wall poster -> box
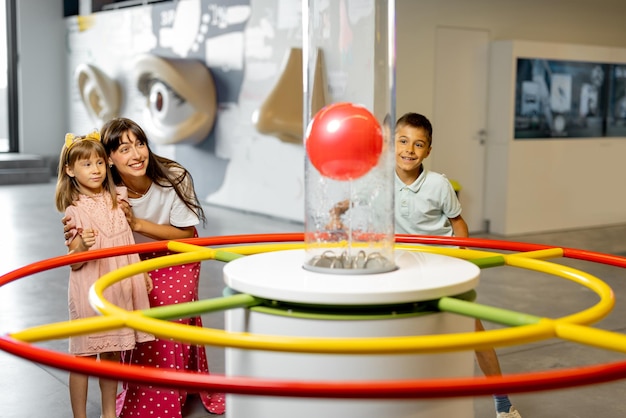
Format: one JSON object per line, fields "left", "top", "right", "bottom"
{"left": 514, "top": 58, "right": 612, "bottom": 139}
{"left": 607, "top": 64, "right": 626, "bottom": 137}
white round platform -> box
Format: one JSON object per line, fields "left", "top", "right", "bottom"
{"left": 223, "top": 249, "right": 480, "bottom": 305}
{"left": 224, "top": 249, "right": 479, "bottom": 418}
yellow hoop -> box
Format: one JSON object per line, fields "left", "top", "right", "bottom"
{"left": 10, "top": 241, "right": 618, "bottom": 355}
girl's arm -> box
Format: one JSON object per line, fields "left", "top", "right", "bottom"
{"left": 67, "top": 228, "right": 97, "bottom": 270}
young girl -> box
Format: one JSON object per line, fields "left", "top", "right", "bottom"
{"left": 63, "top": 118, "right": 225, "bottom": 417}
{"left": 55, "top": 131, "right": 154, "bottom": 418}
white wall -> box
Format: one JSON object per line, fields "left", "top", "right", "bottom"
{"left": 16, "top": 0, "right": 67, "bottom": 158}
{"left": 396, "top": 0, "right": 626, "bottom": 169}
{"left": 486, "top": 40, "right": 626, "bottom": 235}
{"left": 395, "top": 0, "right": 626, "bottom": 235}
{"left": 15, "top": 0, "right": 626, "bottom": 234}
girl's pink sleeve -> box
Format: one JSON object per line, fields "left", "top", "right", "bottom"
{"left": 116, "top": 186, "right": 129, "bottom": 203}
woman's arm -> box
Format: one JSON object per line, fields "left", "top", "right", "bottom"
{"left": 133, "top": 219, "right": 196, "bottom": 240}
{"left": 119, "top": 200, "right": 195, "bottom": 241}
{"left": 62, "top": 215, "right": 76, "bottom": 245}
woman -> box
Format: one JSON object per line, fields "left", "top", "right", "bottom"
{"left": 63, "top": 118, "right": 224, "bottom": 417}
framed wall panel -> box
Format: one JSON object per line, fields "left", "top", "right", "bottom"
{"left": 514, "top": 58, "right": 609, "bottom": 139}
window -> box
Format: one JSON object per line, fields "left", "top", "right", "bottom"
{"left": 0, "top": 0, "right": 16, "bottom": 152}
{"left": 0, "top": 0, "right": 8, "bottom": 151}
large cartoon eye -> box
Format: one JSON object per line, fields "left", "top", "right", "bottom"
{"left": 134, "top": 54, "right": 217, "bottom": 145}
{"left": 146, "top": 78, "right": 193, "bottom": 126}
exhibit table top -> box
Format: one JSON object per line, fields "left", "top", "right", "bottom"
{"left": 223, "top": 249, "right": 480, "bottom": 305}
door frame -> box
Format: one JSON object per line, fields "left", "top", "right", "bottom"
{"left": 432, "top": 26, "right": 490, "bottom": 233}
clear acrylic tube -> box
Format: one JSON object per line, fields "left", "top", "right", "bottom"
{"left": 302, "top": 0, "right": 396, "bottom": 274}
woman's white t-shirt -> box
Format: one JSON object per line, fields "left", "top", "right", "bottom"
{"left": 128, "top": 170, "right": 199, "bottom": 244}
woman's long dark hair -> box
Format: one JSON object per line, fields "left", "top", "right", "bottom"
{"left": 100, "top": 118, "right": 206, "bottom": 224}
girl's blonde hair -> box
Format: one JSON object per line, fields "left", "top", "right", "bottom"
{"left": 54, "top": 134, "right": 118, "bottom": 212}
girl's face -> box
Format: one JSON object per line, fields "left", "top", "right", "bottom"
{"left": 107, "top": 129, "right": 150, "bottom": 181}
{"left": 65, "top": 151, "right": 107, "bottom": 195}
{"left": 395, "top": 125, "right": 432, "bottom": 174}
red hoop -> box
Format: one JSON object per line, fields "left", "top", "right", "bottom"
{"left": 2, "top": 233, "right": 626, "bottom": 399}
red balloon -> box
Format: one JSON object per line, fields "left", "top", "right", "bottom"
{"left": 305, "top": 102, "right": 383, "bottom": 181}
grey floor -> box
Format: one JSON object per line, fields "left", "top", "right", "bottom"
{"left": 1, "top": 180, "right": 626, "bottom": 417}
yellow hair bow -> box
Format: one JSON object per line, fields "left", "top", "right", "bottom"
{"left": 65, "top": 131, "right": 101, "bottom": 149}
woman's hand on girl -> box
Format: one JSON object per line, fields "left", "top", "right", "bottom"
{"left": 144, "top": 273, "right": 154, "bottom": 293}
{"left": 119, "top": 200, "right": 139, "bottom": 231}
{"left": 61, "top": 215, "right": 76, "bottom": 245}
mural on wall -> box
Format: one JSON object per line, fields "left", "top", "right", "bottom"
{"left": 607, "top": 64, "right": 626, "bottom": 137}
{"left": 252, "top": 47, "right": 327, "bottom": 145}
{"left": 134, "top": 54, "right": 217, "bottom": 145}
{"left": 66, "top": 0, "right": 376, "bottom": 222}
{"left": 74, "top": 63, "right": 121, "bottom": 126}
{"left": 514, "top": 58, "right": 610, "bottom": 139}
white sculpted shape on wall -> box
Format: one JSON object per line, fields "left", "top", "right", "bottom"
{"left": 134, "top": 54, "right": 217, "bottom": 145}
{"left": 74, "top": 63, "right": 121, "bottom": 126}
{"left": 253, "top": 48, "right": 328, "bottom": 144}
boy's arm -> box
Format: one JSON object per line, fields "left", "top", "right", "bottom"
{"left": 449, "top": 215, "right": 469, "bottom": 238}
{"left": 326, "top": 199, "right": 350, "bottom": 230}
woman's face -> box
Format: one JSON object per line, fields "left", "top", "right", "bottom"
{"left": 107, "top": 129, "right": 150, "bottom": 180}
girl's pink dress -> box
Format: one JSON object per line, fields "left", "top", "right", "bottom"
{"left": 66, "top": 190, "right": 153, "bottom": 355}
{"left": 116, "top": 241, "right": 225, "bottom": 416}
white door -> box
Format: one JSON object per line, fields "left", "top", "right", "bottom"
{"left": 432, "top": 27, "right": 489, "bottom": 233}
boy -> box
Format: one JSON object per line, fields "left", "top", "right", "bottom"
{"left": 395, "top": 112, "right": 522, "bottom": 418}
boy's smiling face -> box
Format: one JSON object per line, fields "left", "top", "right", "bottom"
{"left": 395, "top": 124, "right": 432, "bottom": 176}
